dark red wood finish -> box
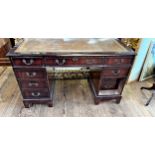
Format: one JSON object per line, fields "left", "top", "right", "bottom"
{"left": 14, "top": 68, "right": 46, "bottom": 79}
{"left": 0, "top": 41, "right": 11, "bottom": 66}
{"left": 101, "top": 67, "right": 130, "bottom": 78}
{"left": 46, "top": 57, "right": 105, "bottom": 66}
{"left": 46, "top": 56, "right": 134, "bottom": 67}
{"left": 19, "top": 79, "right": 48, "bottom": 88}
{"left": 105, "top": 56, "right": 133, "bottom": 65}
{"left": 7, "top": 40, "right": 135, "bottom": 108}
{"left": 22, "top": 88, "right": 50, "bottom": 99}
{"left": 12, "top": 57, "right": 43, "bottom": 66}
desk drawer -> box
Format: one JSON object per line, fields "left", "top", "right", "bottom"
{"left": 105, "top": 57, "right": 133, "bottom": 65}
{"left": 19, "top": 80, "right": 48, "bottom": 88}
{"left": 46, "top": 56, "right": 133, "bottom": 66}
{"left": 14, "top": 69, "right": 46, "bottom": 79}
{"left": 12, "top": 57, "right": 43, "bottom": 66}
{"left": 46, "top": 57, "right": 105, "bottom": 66}
{"left": 101, "top": 68, "right": 130, "bottom": 78}
{"left": 22, "top": 88, "right": 50, "bottom": 99}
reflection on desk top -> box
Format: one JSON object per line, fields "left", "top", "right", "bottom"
{"left": 13, "top": 38, "right": 134, "bottom": 56}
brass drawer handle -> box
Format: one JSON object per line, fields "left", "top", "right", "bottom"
{"left": 31, "top": 92, "right": 40, "bottom": 97}
{"left": 22, "top": 59, "right": 34, "bottom": 65}
{"left": 55, "top": 59, "right": 66, "bottom": 65}
{"left": 28, "top": 82, "right": 39, "bottom": 87}
{"left": 26, "top": 72, "right": 36, "bottom": 77}
{"left": 112, "top": 70, "right": 120, "bottom": 75}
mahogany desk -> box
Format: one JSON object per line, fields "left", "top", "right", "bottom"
{"left": 7, "top": 39, "right": 135, "bottom": 108}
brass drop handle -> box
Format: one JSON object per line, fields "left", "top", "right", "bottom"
{"left": 26, "top": 72, "right": 36, "bottom": 77}
{"left": 31, "top": 92, "right": 40, "bottom": 97}
{"left": 112, "top": 70, "right": 120, "bottom": 75}
{"left": 28, "top": 82, "right": 39, "bottom": 87}
{"left": 55, "top": 59, "right": 66, "bottom": 65}
{"left": 22, "top": 59, "right": 34, "bottom": 65}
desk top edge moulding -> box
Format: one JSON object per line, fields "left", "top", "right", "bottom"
{"left": 7, "top": 38, "right": 134, "bottom": 56}
{"left": 7, "top": 38, "right": 135, "bottom": 108}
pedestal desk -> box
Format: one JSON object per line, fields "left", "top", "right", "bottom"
{"left": 7, "top": 39, "right": 135, "bottom": 108}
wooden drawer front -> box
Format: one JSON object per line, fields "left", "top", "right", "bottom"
{"left": 46, "top": 57, "right": 105, "bottom": 66}
{"left": 102, "top": 68, "right": 130, "bottom": 78}
{"left": 15, "top": 69, "right": 46, "bottom": 79}
{"left": 19, "top": 80, "right": 48, "bottom": 88}
{"left": 105, "top": 57, "right": 133, "bottom": 65}
{"left": 22, "top": 88, "right": 50, "bottom": 99}
{"left": 12, "top": 57, "right": 43, "bottom": 66}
